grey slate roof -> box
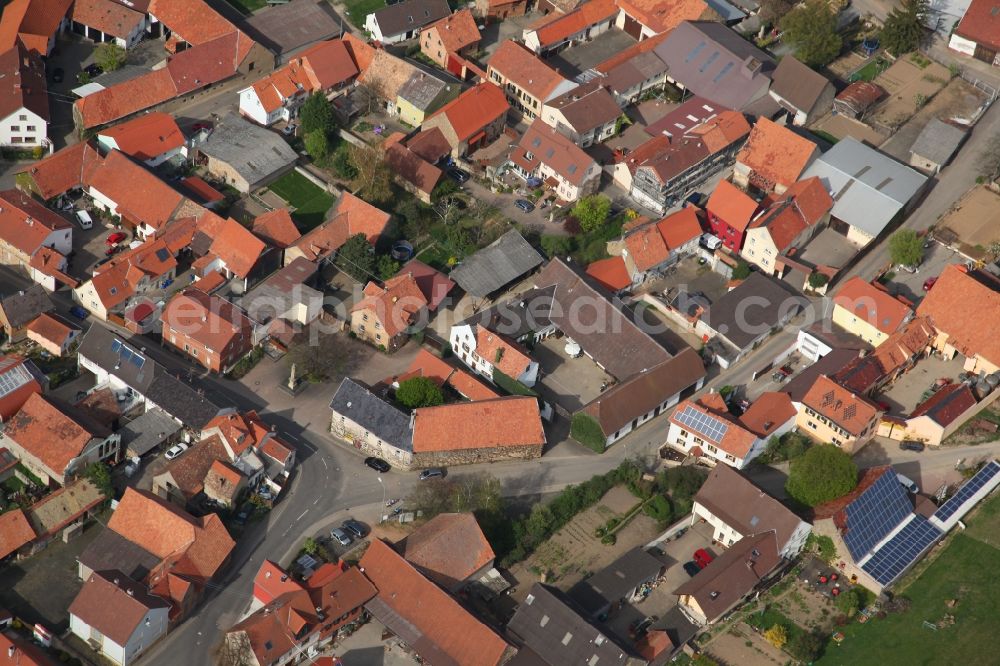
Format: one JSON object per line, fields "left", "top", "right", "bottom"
{"left": 369, "top": 0, "right": 451, "bottom": 37}
{"left": 508, "top": 584, "right": 633, "bottom": 666}
{"left": 329, "top": 378, "right": 412, "bottom": 451}
{"left": 76, "top": 325, "right": 222, "bottom": 429}
{"left": 546, "top": 81, "right": 622, "bottom": 133}
{"left": 199, "top": 113, "right": 298, "bottom": 186}
{"left": 450, "top": 230, "right": 544, "bottom": 298}
{"left": 603, "top": 51, "right": 669, "bottom": 95}
{"left": 569, "top": 547, "right": 667, "bottom": 618}
{"left": 79, "top": 528, "right": 161, "bottom": 582}
{"left": 909, "top": 118, "right": 967, "bottom": 165}
{"left": 703, "top": 273, "right": 806, "bottom": 350}
{"left": 768, "top": 55, "right": 833, "bottom": 114}
{"left": 801, "top": 137, "right": 928, "bottom": 237}
{"left": 653, "top": 21, "right": 775, "bottom": 110}
{"left": 396, "top": 72, "right": 452, "bottom": 111}
{"left": 0, "top": 285, "right": 54, "bottom": 330}
{"left": 458, "top": 285, "right": 556, "bottom": 339}
{"left": 119, "top": 408, "right": 182, "bottom": 457}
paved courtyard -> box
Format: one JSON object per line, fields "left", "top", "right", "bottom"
{"left": 546, "top": 29, "right": 638, "bottom": 78}
{"left": 535, "top": 335, "right": 614, "bottom": 413}
{"left": 876, "top": 354, "right": 968, "bottom": 415}
{"left": 882, "top": 240, "right": 963, "bottom": 304}
{"left": 798, "top": 227, "right": 864, "bottom": 270}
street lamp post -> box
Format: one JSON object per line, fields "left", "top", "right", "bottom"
{"left": 377, "top": 476, "right": 386, "bottom": 522}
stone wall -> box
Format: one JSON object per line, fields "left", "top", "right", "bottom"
{"left": 411, "top": 443, "right": 543, "bottom": 468}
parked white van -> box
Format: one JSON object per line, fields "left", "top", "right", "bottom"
{"left": 75, "top": 210, "right": 93, "bottom": 230}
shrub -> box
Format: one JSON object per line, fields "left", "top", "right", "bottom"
{"left": 395, "top": 376, "right": 445, "bottom": 409}
{"left": 643, "top": 494, "right": 673, "bottom": 524}
{"left": 786, "top": 444, "right": 858, "bottom": 506}
{"left": 732, "top": 260, "right": 751, "bottom": 280}
{"left": 570, "top": 413, "right": 607, "bottom": 452}
{"left": 764, "top": 623, "right": 788, "bottom": 649}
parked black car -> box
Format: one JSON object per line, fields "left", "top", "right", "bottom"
{"left": 683, "top": 561, "right": 702, "bottom": 577}
{"left": 418, "top": 468, "right": 445, "bottom": 481}
{"left": 446, "top": 167, "right": 470, "bottom": 183}
{"left": 515, "top": 199, "right": 535, "bottom": 213}
{"left": 50, "top": 67, "right": 64, "bottom": 83}
{"left": 364, "top": 457, "right": 391, "bottom": 473}
{"left": 899, "top": 440, "right": 926, "bottom": 453}
{"left": 342, "top": 519, "right": 368, "bottom": 538}
{"left": 84, "top": 63, "right": 103, "bottom": 77}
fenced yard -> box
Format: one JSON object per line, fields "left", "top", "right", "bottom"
{"left": 866, "top": 55, "right": 952, "bottom": 134}
{"left": 267, "top": 170, "right": 334, "bottom": 231}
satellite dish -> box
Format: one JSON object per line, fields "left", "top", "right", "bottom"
{"left": 564, "top": 339, "right": 582, "bottom": 358}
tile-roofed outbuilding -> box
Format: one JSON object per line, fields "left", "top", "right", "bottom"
{"left": 0, "top": 189, "right": 71, "bottom": 258}
{"left": 619, "top": 0, "right": 709, "bottom": 33}
{"left": 917, "top": 265, "right": 1000, "bottom": 368}
{"left": 96, "top": 112, "right": 184, "bottom": 163}
{"left": 833, "top": 277, "right": 911, "bottom": 336}
{"left": 360, "top": 538, "right": 512, "bottom": 665}
{"left": 397, "top": 259, "right": 455, "bottom": 311}
{"left": 401, "top": 513, "right": 494, "bottom": 590}
{"left": 251, "top": 209, "right": 300, "bottom": 248}
{"left": 653, "top": 21, "right": 775, "bottom": 110}
{"left": 0, "top": 508, "right": 35, "bottom": 560}
{"left": 87, "top": 150, "right": 186, "bottom": 230}
{"left": 739, "top": 391, "right": 796, "bottom": 438}
{"left": 210, "top": 216, "right": 268, "bottom": 279}
{"left": 737, "top": 118, "right": 818, "bottom": 191}
{"left": 768, "top": 55, "right": 834, "bottom": 119}
{"left": 543, "top": 80, "right": 621, "bottom": 134}
{"left": 0, "top": 0, "right": 72, "bottom": 54}
{"left": 488, "top": 40, "right": 574, "bottom": 103}
{"left": 290, "top": 192, "right": 390, "bottom": 262}
{"left": 411, "top": 396, "right": 545, "bottom": 453}
{"left": 450, "top": 229, "right": 544, "bottom": 298}
{"left": 585, "top": 256, "right": 631, "bottom": 293}
{"left": 910, "top": 383, "right": 976, "bottom": 427}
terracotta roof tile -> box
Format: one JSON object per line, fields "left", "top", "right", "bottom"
{"left": 834, "top": 276, "right": 911, "bottom": 336}
{"left": 398, "top": 259, "right": 454, "bottom": 311}
{"left": 359, "top": 539, "right": 510, "bottom": 665}
{"left": 342, "top": 33, "right": 376, "bottom": 71}
{"left": 0, "top": 40, "right": 47, "bottom": 123}
{"left": 747, "top": 176, "right": 831, "bottom": 252}
{"left": 0, "top": 0, "right": 71, "bottom": 54}
{"left": 658, "top": 205, "right": 702, "bottom": 248}
{"left": 210, "top": 217, "right": 267, "bottom": 278}
{"left": 427, "top": 82, "right": 508, "bottom": 144}
{"left": 707, "top": 179, "right": 758, "bottom": 232}
{"left": 802, "top": 375, "right": 880, "bottom": 436}
{"left": 426, "top": 9, "right": 481, "bottom": 52}
{"left": 529, "top": 0, "right": 617, "bottom": 48}
{"left": 86, "top": 150, "right": 185, "bottom": 229}
{"left": 26, "top": 312, "right": 77, "bottom": 347}
{"left": 617, "top": 0, "right": 708, "bottom": 33}
{"left": 70, "top": 0, "right": 144, "bottom": 40}
{"left": 476, "top": 327, "right": 533, "bottom": 378}
{"left": 910, "top": 382, "right": 976, "bottom": 427}
{"left": 625, "top": 223, "right": 669, "bottom": 271}
{"left": 0, "top": 509, "right": 34, "bottom": 559}
{"left": 916, "top": 265, "right": 1000, "bottom": 368}
{"left": 511, "top": 119, "right": 597, "bottom": 186}
{"left": 162, "top": 288, "right": 255, "bottom": 358}
{"left": 585, "top": 256, "right": 631, "bottom": 292}
{"left": 739, "top": 391, "right": 796, "bottom": 438}
{"left": 955, "top": 0, "right": 1000, "bottom": 51}
{"left": 352, "top": 273, "right": 428, "bottom": 337}
{"left": 488, "top": 40, "right": 570, "bottom": 102}
{"left": 0, "top": 188, "right": 71, "bottom": 257}
{"left": 5, "top": 393, "right": 109, "bottom": 480}
{"left": 401, "top": 513, "right": 494, "bottom": 589}
{"left": 74, "top": 68, "right": 178, "bottom": 129}
{"left": 393, "top": 348, "right": 499, "bottom": 401}
{"left": 251, "top": 209, "right": 300, "bottom": 248}
{"left": 293, "top": 193, "right": 390, "bottom": 261}
{"left": 736, "top": 118, "right": 817, "bottom": 190}
{"left": 69, "top": 570, "right": 170, "bottom": 647}
{"left": 148, "top": 0, "right": 252, "bottom": 54}
{"left": 158, "top": 435, "right": 231, "bottom": 499}
{"left": 97, "top": 113, "right": 184, "bottom": 162}
{"left": 670, "top": 393, "right": 759, "bottom": 459}
{"left": 411, "top": 396, "right": 545, "bottom": 453}
{"left": 17, "top": 141, "right": 98, "bottom": 200}
{"left": 385, "top": 137, "right": 442, "bottom": 197}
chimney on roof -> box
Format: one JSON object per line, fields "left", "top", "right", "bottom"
{"left": 742, "top": 57, "right": 762, "bottom": 78}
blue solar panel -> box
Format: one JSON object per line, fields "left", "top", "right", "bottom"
{"left": 861, "top": 516, "right": 941, "bottom": 585}
{"left": 698, "top": 51, "right": 720, "bottom": 74}
{"left": 713, "top": 62, "right": 734, "bottom": 83}
{"left": 674, "top": 405, "right": 729, "bottom": 443}
{"left": 934, "top": 461, "right": 1000, "bottom": 523}
{"left": 843, "top": 471, "right": 912, "bottom": 561}
{"left": 685, "top": 41, "right": 707, "bottom": 64}
{"left": 111, "top": 339, "right": 122, "bottom": 354}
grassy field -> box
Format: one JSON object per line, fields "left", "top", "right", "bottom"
{"left": 850, "top": 57, "right": 890, "bottom": 82}
{"left": 268, "top": 171, "right": 334, "bottom": 231}
{"left": 343, "top": 0, "right": 387, "bottom": 26}
{"left": 222, "top": 0, "right": 267, "bottom": 14}
{"left": 817, "top": 493, "right": 1000, "bottom": 665}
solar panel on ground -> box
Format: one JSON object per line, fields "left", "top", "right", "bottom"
{"left": 674, "top": 405, "right": 728, "bottom": 443}
{"left": 933, "top": 461, "right": 1000, "bottom": 523}
{"left": 861, "top": 515, "right": 942, "bottom": 585}
{"left": 843, "top": 471, "right": 912, "bottom": 561}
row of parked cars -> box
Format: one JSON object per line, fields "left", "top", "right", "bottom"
{"left": 363, "top": 456, "right": 444, "bottom": 480}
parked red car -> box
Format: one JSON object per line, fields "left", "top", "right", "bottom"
{"left": 106, "top": 232, "right": 127, "bottom": 246}
{"left": 923, "top": 276, "right": 938, "bottom": 291}
{"left": 693, "top": 548, "right": 714, "bottom": 569}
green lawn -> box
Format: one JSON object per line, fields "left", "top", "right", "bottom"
{"left": 222, "top": 0, "right": 266, "bottom": 14}
{"left": 343, "top": 0, "right": 387, "bottom": 26}
{"left": 850, "top": 57, "right": 890, "bottom": 83}
{"left": 268, "top": 171, "right": 334, "bottom": 231}
{"left": 817, "top": 498, "right": 1000, "bottom": 665}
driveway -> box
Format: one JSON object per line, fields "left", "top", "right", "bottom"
{"left": 478, "top": 13, "right": 540, "bottom": 57}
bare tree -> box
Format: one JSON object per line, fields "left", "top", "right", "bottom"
{"left": 350, "top": 142, "right": 393, "bottom": 206}
{"left": 356, "top": 77, "right": 387, "bottom": 116}
{"left": 214, "top": 632, "right": 256, "bottom": 666}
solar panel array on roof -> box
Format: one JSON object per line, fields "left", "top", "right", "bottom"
{"left": 685, "top": 41, "right": 706, "bottom": 63}
{"left": 0, "top": 362, "right": 32, "bottom": 399}
{"left": 860, "top": 515, "right": 941, "bottom": 585}
{"left": 933, "top": 461, "right": 1000, "bottom": 524}
{"left": 842, "top": 471, "right": 912, "bottom": 561}
{"left": 674, "top": 404, "right": 729, "bottom": 443}
{"left": 155, "top": 248, "right": 170, "bottom": 262}
{"left": 111, "top": 338, "right": 145, "bottom": 370}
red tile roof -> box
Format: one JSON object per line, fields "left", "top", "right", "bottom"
{"left": 398, "top": 259, "right": 455, "bottom": 311}
{"left": 359, "top": 539, "right": 510, "bottom": 666}
{"left": 834, "top": 277, "right": 911, "bottom": 336}
{"left": 70, "top": 0, "right": 144, "bottom": 41}
{"left": 26, "top": 312, "right": 77, "bottom": 347}
{"left": 0, "top": 629, "right": 56, "bottom": 665}
{"left": 18, "top": 141, "right": 100, "bottom": 200}
{"left": 0, "top": 508, "right": 34, "bottom": 559}
{"left": 476, "top": 327, "right": 533, "bottom": 378}
{"left": 528, "top": 0, "right": 617, "bottom": 48}
{"left": 425, "top": 9, "right": 481, "bottom": 52}
{"left": 617, "top": 0, "right": 708, "bottom": 33}
{"left": 342, "top": 33, "right": 377, "bottom": 72}
{"left": 802, "top": 375, "right": 881, "bottom": 437}
{"left": 427, "top": 82, "right": 509, "bottom": 143}
{"left": 0, "top": 188, "right": 71, "bottom": 257}
{"left": 0, "top": 0, "right": 72, "bottom": 54}
{"left": 671, "top": 394, "right": 760, "bottom": 459}
{"left": 586, "top": 256, "right": 631, "bottom": 292}
{"left": 5, "top": 393, "right": 109, "bottom": 480}
{"left": 916, "top": 265, "right": 1000, "bottom": 368}
{"left": 739, "top": 391, "right": 797, "bottom": 438}
{"left": 0, "top": 40, "right": 48, "bottom": 123}
{"left": 69, "top": 570, "right": 170, "bottom": 647}
{"left": 658, "top": 205, "right": 702, "bottom": 248}
{"left": 180, "top": 175, "right": 225, "bottom": 204}
{"left": 211, "top": 217, "right": 267, "bottom": 278}
{"left": 74, "top": 67, "right": 179, "bottom": 129}
{"left": 86, "top": 150, "right": 185, "bottom": 230}
{"left": 293, "top": 193, "right": 390, "bottom": 261}
{"left": 299, "top": 39, "right": 359, "bottom": 89}
{"left": 148, "top": 0, "right": 253, "bottom": 55}
{"left": 252, "top": 209, "right": 300, "bottom": 248}
{"left": 352, "top": 273, "right": 428, "bottom": 338}
{"left": 747, "top": 176, "right": 831, "bottom": 252}
{"left": 910, "top": 382, "right": 976, "bottom": 427}
{"left": 707, "top": 179, "right": 758, "bottom": 232}
{"left": 411, "top": 396, "right": 545, "bottom": 453}
{"left": 97, "top": 112, "right": 184, "bottom": 162}
{"left": 488, "top": 40, "right": 570, "bottom": 102}
{"left": 595, "top": 29, "right": 669, "bottom": 73}
{"left": 202, "top": 411, "right": 274, "bottom": 458}
{"left": 393, "top": 348, "right": 499, "bottom": 401}
{"left": 401, "top": 513, "right": 495, "bottom": 589}
{"left": 955, "top": 0, "right": 1000, "bottom": 51}
{"left": 254, "top": 559, "right": 304, "bottom": 605}
{"left": 625, "top": 223, "right": 669, "bottom": 272}
{"left": 737, "top": 118, "right": 817, "bottom": 190}
{"left": 385, "top": 135, "right": 443, "bottom": 197}
{"left": 162, "top": 288, "right": 255, "bottom": 358}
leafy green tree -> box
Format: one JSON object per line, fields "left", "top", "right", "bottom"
{"left": 889, "top": 229, "right": 924, "bottom": 267}
{"left": 786, "top": 444, "right": 858, "bottom": 506}
{"left": 788, "top": 630, "right": 825, "bottom": 662}
{"left": 302, "top": 537, "right": 319, "bottom": 555}
{"left": 732, "top": 260, "right": 752, "bottom": 280}
{"left": 836, "top": 586, "right": 865, "bottom": 616}
{"left": 299, "top": 92, "right": 337, "bottom": 136}
{"left": 304, "top": 130, "right": 329, "bottom": 161}
{"left": 377, "top": 254, "right": 400, "bottom": 280}
{"left": 808, "top": 272, "right": 829, "bottom": 289}
{"left": 881, "top": 0, "right": 928, "bottom": 55}
{"left": 571, "top": 195, "right": 612, "bottom": 232}
{"left": 331, "top": 142, "right": 358, "bottom": 180}
{"left": 94, "top": 43, "right": 126, "bottom": 72}
{"left": 780, "top": 0, "right": 843, "bottom": 67}
{"left": 335, "top": 233, "right": 376, "bottom": 282}
{"left": 396, "top": 376, "right": 445, "bottom": 409}
{"left": 541, "top": 234, "right": 574, "bottom": 258}
{"left": 86, "top": 462, "right": 112, "bottom": 497}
